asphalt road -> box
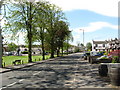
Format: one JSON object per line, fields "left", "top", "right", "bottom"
{"left": 1, "top": 53, "right": 111, "bottom": 89}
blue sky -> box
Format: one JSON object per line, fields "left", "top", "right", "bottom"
{"left": 47, "top": 0, "right": 119, "bottom": 46}
{"left": 64, "top": 9, "right": 118, "bottom": 45}
{"left": 1, "top": 0, "right": 119, "bottom": 46}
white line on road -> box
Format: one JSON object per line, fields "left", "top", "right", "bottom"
{"left": 18, "top": 79, "right": 24, "bottom": 82}
{"left": 1, "top": 82, "right": 17, "bottom": 89}
{"left": 7, "top": 82, "right": 17, "bottom": 87}
{"left": 1, "top": 71, "right": 42, "bottom": 89}
{"left": 33, "top": 71, "right": 41, "bottom": 76}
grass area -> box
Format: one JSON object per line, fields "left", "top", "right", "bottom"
{"left": 2, "top": 55, "right": 51, "bottom": 67}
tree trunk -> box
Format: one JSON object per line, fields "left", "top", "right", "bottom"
{"left": 50, "top": 42, "right": 54, "bottom": 58}
{"left": 28, "top": 33, "right": 32, "bottom": 62}
{"left": 51, "top": 47, "right": 54, "bottom": 58}
{"left": 57, "top": 47, "right": 60, "bottom": 57}
{"left": 66, "top": 38, "right": 69, "bottom": 55}
{"left": 61, "top": 45, "right": 63, "bottom": 56}
{"left": 28, "top": 2, "right": 32, "bottom": 63}
{"left": 41, "top": 39, "right": 45, "bottom": 60}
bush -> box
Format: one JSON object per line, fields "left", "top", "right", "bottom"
{"left": 112, "top": 56, "right": 119, "bottom": 63}
{"left": 100, "top": 57, "right": 108, "bottom": 59}
{"left": 21, "top": 51, "right": 28, "bottom": 54}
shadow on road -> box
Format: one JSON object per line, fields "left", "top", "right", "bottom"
{"left": 3, "top": 54, "right": 111, "bottom": 88}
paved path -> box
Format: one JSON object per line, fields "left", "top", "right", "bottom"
{"left": 1, "top": 53, "right": 112, "bottom": 89}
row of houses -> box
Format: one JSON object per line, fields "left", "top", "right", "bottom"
{"left": 3, "top": 44, "right": 80, "bottom": 55}
{"left": 92, "top": 38, "right": 120, "bottom": 52}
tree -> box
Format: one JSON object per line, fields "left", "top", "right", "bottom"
{"left": 80, "top": 43, "right": 84, "bottom": 47}
{"left": 4, "top": 0, "right": 70, "bottom": 60}
{"left": 7, "top": 42, "right": 17, "bottom": 52}
{"left": 45, "top": 4, "right": 66, "bottom": 58}
{"left": 33, "top": 1, "right": 50, "bottom": 60}
{"left": 54, "top": 21, "right": 70, "bottom": 56}
{"left": 86, "top": 42, "right": 92, "bottom": 51}
{"left": 4, "top": 1, "right": 37, "bottom": 62}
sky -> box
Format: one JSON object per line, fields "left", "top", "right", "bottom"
{"left": 47, "top": 0, "right": 119, "bottom": 46}
{"left": 1, "top": 0, "right": 119, "bottom": 46}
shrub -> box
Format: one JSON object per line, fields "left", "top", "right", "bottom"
{"left": 112, "top": 56, "right": 119, "bottom": 63}
{"left": 101, "top": 57, "right": 108, "bottom": 59}
{"left": 21, "top": 51, "right": 28, "bottom": 54}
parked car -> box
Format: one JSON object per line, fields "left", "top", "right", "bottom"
{"left": 81, "top": 51, "right": 90, "bottom": 58}
{"left": 96, "top": 55, "right": 112, "bottom": 63}
{"left": 90, "top": 51, "right": 98, "bottom": 56}
{"left": 96, "top": 55, "right": 112, "bottom": 60}
{"left": 90, "top": 51, "right": 103, "bottom": 56}
{"left": 4, "top": 52, "right": 14, "bottom": 56}
{"left": 81, "top": 53, "right": 87, "bottom": 58}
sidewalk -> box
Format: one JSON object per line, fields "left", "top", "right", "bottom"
{"left": 0, "top": 53, "right": 78, "bottom": 73}
{"left": 0, "top": 57, "right": 61, "bottom": 73}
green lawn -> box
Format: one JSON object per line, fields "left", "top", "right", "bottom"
{"left": 2, "top": 55, "right": 51, "bottom": 67}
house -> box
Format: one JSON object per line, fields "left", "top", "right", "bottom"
{"left": 92, "top": 40, "right": 108, "bottom": 51}
{"left": 19, "top": 45, "right": 42, "bottom": 55}
{"left": 92, "top": 38, "right": 120, "bottom": 52}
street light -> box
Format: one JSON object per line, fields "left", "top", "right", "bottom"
{"left": 80, "top": 29, "right": 84, "bottom": 46}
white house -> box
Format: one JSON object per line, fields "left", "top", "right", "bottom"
{"left": 92, "top": 40, "right": 108, "bottom": 51}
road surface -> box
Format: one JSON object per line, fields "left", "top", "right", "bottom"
{"left": 1, "top": 53, "right": 111, "bottom": 89}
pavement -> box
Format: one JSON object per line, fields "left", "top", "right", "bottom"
{"left": 0, "top": 53, "right": 120, "bottom": 89}
{"left": 0, "top": 56, "right": 62, "bottom": 73}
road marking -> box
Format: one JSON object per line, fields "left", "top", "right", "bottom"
{"left": 33, "top": 71, "right": 41, "bottom": 76}
{"left": 1, "top": 71, "right": 42, "bottom": 89}
{"left": 7, "top": 82, "right": 17, "bottom": 87}
{"left": 1, "top": 82, "right": 17, "bottom": 89}
{"left": 18, "top": 79, "right": 24, "bottom": 82}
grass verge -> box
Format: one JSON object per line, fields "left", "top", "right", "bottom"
{"left": 2, "top": 55, "right": 51, "bottom": 67}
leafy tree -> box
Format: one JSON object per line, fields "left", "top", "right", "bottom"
{"left": 45, "top": 4, "right": 66, "bottom": 58}
{"left": 54, "top": 21, "right": 70, "bottom": 56}
{"left": 86, "top": 42, "right": 92, "bottom": 51}
{"left": 80, "top": 43, "right": 84, "bottom": 47}
{"left": 33, "top": 1, "right": 50, "bottom": 60}
{"left": 4, "top": 1, "right": 37, "bottom": 62}
{"left": 4, "top": 0, "right": 71, "bottom": 60}
{"left": 7, "top": 42, "right": 17, "bottom": 52}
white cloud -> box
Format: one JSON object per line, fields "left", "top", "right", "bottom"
{"left": 72, "top": 21, "right": 117, "bottom": 33}
{"left": 47, "top": 0, "right": 119, "bottom": 17}
{"left": 70, "top": 21, "right": 118, "bottom": 45}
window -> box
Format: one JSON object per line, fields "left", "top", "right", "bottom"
{"left": 95, "top": 44, "right": 98, "bottom": 47}
{"left": 103, "top": 44, "right": 105, "bottom": 47}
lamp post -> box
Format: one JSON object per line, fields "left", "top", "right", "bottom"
{"left": 80, "top": 29, "right": 85, "bottom": 52}
{"left": 80, "top": 29, "right": 84, "bottom": 46}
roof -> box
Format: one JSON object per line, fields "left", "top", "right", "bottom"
{"left": 93, "top": 41, "right": 107, "bottom": 44}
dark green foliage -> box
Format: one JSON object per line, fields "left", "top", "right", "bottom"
{"left": 86, "top": 42, "right": 92, "bottom": 51}
{"left": 112, "top": 56, "right": 119, "bottom": 63}
{"left": 21, "top": 51, "right": 28, "bottom": 54}
{"left": 7, "top": 42, "right": 18, "bottom": 52}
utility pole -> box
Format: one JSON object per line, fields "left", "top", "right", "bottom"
{"left": 80, "top": 29, "right": 85, "bottom": 52}
{"left": 80, "top": 29, "right": 84, "bottom": 46}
